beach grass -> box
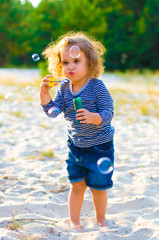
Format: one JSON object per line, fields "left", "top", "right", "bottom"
{"left": 110, "top": 86, "right": 159, "bottom": 118}
{"left": 41, "top": 149, "right": 54, "bottom": 158}
{"left": 10, "top": 110, "right": 25, "bottom": 118}
{"left": 108, "top": 71, "right": 159, "bottom": 119}
{"left": 25, "top": 150, "right": 55, "bottom": 160}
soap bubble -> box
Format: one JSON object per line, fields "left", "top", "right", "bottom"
{"left": 48, "top": 106, "right": 61, "bottom": 115}
{"left": 25, "top": 86, "right": 35, "bottom": 95}
{"left": 97, "top": 157, "right": 113, "bottom": 174}
{"left": 32, "top": 53, "right": 40, "bottom": 62}
{"left": 69, "top": 46, "right": 81, "bottom": 58}
{"left": 5, "top": 93, "right": 18, "bottom": 106}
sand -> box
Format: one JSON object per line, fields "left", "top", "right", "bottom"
{"left": 0, "top": 70, "right": 159, "bottom": 239}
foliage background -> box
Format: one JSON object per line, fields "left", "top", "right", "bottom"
{"left": 0, "top": 0, "right": 159, "bottom": 71}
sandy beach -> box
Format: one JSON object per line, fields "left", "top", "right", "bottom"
{"left": 0, "top": 70, "right": 159, "bottom": 239}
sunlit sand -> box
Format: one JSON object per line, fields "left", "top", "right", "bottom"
{"left": 0, "top": 69, "right": 159, "bottom": 239}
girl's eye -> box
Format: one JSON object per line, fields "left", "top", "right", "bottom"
{"left": 74, "top": 59, "right": 79, "bottom": 63}
{"left": 62, "top": 61, "right": 68, "bottom": 65}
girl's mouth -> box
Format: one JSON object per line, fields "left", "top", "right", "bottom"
{"left": 69, "top": 72, "right": 74, "bottom": 75}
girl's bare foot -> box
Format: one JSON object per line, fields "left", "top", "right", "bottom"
{"left": 70, "top": 221, "right": 83, "bottom": 232}
{"left": 96, "top": 218, "right": 106, "bottom": 227}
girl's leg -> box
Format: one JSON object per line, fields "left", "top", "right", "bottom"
{"left": 90, "top": 189, "right": 107, "bottom": 226}
{"left": 68, "top": 180, "right": 87, "bottom": 229}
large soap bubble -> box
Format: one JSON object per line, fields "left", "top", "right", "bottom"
{"left": 69, "top": 46, "right": 81, "bottom": 58}
{"left": 97, "top": 157, "right": 113, "bottom": 174}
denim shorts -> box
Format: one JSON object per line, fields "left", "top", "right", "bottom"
{"left": 66, "top": 138, "right": 114, "bottom": 191}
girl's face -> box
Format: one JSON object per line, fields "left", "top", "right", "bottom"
{"left": 60, "top": 46, "right": 89, "bottom": 85}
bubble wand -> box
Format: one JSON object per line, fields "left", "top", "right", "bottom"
{"left": 48, "top": 78, "right": 69, "bottom": 87}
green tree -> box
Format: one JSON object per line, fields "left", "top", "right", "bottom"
{"left": 31, "top": 0, "right": 62, "bottom": 53}
{"left": 135, "top": 0, "right": 159, "bottom": 69}
{"left": 0, "top": 0, "right": 34, "bottom": 66}
{"left": 36, "top": 0, "right": 107, "bottom": 74}
{"left": 96, "top": 0, "right": 159, "bottom": 70}
{"left": 0, "top": 0, "right": 158, "bottom": 70}
{"left": 100, "top": 0, "right": 138, "bottom": 70}
{"left": 58, "top": 0, "right": 107, "bottom": 42}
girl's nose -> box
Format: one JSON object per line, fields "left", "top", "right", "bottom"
{"left": 68, "top": 63, "right": 75, "bottom": 70}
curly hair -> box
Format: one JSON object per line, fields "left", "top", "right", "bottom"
{"left": 42, "top": 31, "right": 106, "bottom": 79}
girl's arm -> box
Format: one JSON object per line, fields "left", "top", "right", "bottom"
{"left": 40, "top": 75, "right": 56, "bottom": 105}
{"left": 40, "top": 75, "right": 61, "bottom": 118}
{"left": 75, "top": 80, "right": 114, "bottom": 125}
{"left": 95, "top": 80, "right": 114, "bottom": 126}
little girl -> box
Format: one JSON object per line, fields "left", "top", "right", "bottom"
{"left": 40, "top": 31, "right": 114, "bottom": 230}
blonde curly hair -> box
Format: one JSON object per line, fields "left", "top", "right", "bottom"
{"left": 42, "top": 31, "right": 106, "bottom": 79}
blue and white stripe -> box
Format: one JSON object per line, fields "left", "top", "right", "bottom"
{"left": 41, "top": 78, "right": 114, "bottom": 148}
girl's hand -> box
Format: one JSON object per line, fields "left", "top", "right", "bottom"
{"left": 40, "top": 75, "right": 58, "bottom": 94}
{"left": 76, "top": 109, "right": 102, "bottom": 125}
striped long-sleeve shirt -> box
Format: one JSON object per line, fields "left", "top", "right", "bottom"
{"left": 41, "top": 78, "right": 114, "bottom": 148}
